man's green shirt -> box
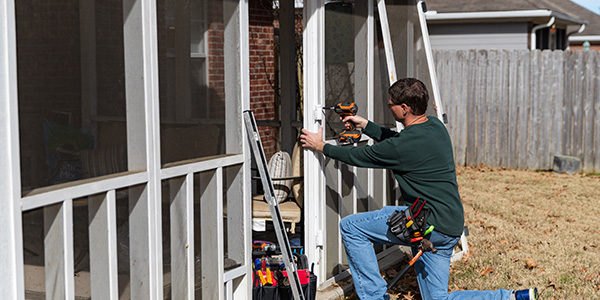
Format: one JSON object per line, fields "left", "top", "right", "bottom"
{"left": 322, "top": 117, "right": 464, "bottom": 237}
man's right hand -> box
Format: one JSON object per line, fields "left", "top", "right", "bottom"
{"left": 342, "top": 115, "right": 368, "bottom": 130}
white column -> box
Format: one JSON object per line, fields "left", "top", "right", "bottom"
{"left": 303, "top": 0, "right": 326, "bottom": 283}
{"left": 123, "top": 0, "right": 163, "bottom": 298}
{"left": 0, "top": 0, "right": 25, "bottom": 298}
{"left": 235, "top": 0, "right": 252, "bottom": 298}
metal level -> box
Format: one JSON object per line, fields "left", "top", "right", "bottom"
{"left": 243, "top": 110, "right": 306, "bottom": 300}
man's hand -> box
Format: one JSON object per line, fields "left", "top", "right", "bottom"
{"left": 341, "top": 115, "right": 368, "bottom": 130}
{"left": 300, "top": 127, "right": 325, "bottom": 153}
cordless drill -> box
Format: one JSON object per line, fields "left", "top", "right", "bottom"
{"left": 324, "top": 102, "right": 362, "bottom": 144}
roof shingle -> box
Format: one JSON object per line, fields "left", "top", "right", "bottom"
{"left": 424, "top": 0, "right": 600, "bottom": 35}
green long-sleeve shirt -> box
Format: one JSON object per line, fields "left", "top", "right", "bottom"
{"left": 322, "top": 117, "right": 464, "bottom": 237}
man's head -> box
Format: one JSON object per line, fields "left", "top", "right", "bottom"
{"left": 388, "top": 78, "right": 429, "bottom": 116}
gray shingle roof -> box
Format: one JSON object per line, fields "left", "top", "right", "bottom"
{"left": 424, "top": 0, "right": 600, "bottom": 35}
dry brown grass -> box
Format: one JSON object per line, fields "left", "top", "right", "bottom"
{"left": 448, "top": 166, "right": 600, "bottom": 299}
{"left": 382, "top": 166, "right": 600, "bottom": 300}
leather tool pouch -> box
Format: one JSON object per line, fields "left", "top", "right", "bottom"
{"left": 388, "top": 197, "right": 430, "bottom": 244}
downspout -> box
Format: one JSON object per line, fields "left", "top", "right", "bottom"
{"left": 566, "top": 24, "right": 586, "bottom": 50}
{"left": 530, "top": 16, "right": 555, "bottom": 49}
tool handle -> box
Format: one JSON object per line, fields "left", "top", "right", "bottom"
{"left": 346, "top": 121, "right": 356, "bottom": 131}
{"left": 386, "top": 263, "right": 412, "bottom": 290}
{"left": 408, "top": 249, "right": 423, "bottom": 266}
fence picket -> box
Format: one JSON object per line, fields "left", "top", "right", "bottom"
{"left": 506, "top": 51, "right": 519, "bottom": 169}
{"left": 465, "top": 50, "right": 478, "bottom": 166}
{"left": 455, "top": 50, "right": 468, "bottom": 166}
{"left": 594, "top": 51, "right": 600, "bottom": 173}
{"left": 485, "top": 50, "right": 498, "bottom": 167}
{"left": 517, "top": 51, "right": 531, "bottom": 169}
{"left": 583, "top": 51, "right": 596, "bottom": 172}
{"left": 538, "top": 50, "right": 553, "bottom": 169}
{"left": 563, "top": 51, "right": 575, "bottom": 155}
{"left": 476, "top": 50, "right": 488, "bottom": 165}
{"left": 528, "top": 50, "right": 541, "bottom": 170}
{"left": 497, "top": 50, "right": 509, "bottom": 167}
{"left": 550, "top": 51, "right": 564, "bottom": 169}
{"left": 573, "top": 51, "right": 585, "bottom": 160}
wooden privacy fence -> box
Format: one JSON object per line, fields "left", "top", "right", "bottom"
{"left": 433, "top": 49, "right": 600, "bottom": 173}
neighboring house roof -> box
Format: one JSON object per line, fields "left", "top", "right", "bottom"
{"left": 424, "top": 0, "right": 586, "bottom": 26}
{"left": 424, "top": 0, "right": 586, "bottom": 16}
{"left": 561, "top": 1, "right": 600, "bottom": 41}
{"left": 424, "top": 0, "right": 600, "bottom": 40}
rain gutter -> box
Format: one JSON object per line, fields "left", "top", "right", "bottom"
{"left": 530, "top": 16, "right": 555, "bottom": 50}
{"left": 566, "top": 24, "right": 586, "bottom": 49}
{"left": 569, "top": 35, "right": 600, "bottom": 42}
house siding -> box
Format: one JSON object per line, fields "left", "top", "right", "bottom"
{"left": 428, "top": 22, "right": 529, "bottom": 50}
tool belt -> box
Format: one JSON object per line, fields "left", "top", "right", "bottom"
{"left": 388, "top": 197, "right": 433, "bottom": 244}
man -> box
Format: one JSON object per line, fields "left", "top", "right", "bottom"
{"left": 300, "top": 78, "right": 537, "bottom": 300}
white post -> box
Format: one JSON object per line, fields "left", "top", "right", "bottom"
{"left": 223, "top": 0, "right": 251, "bottom": 297}
{"left": 377, "top": 0, "right": 403, "bottom": 131}
{"left": 303, "top": 0, "right": 326, "bottom": 284}
{"left": 0, "top": 0, "right": 25, "bottom": 298}
{"left": 366, "top": 0, "right": 376, "bottom": 211}
{"left": 123, "top": 0, "right": 163, "bottom": 297}
{"left": 236, "top": 0, "right": 252, "bottom": 298}
{"left": 377, "top": 0, "right": 397, "bottom": 85}
{"left": 416, "top": 1, "right": 446, "bottom": 123}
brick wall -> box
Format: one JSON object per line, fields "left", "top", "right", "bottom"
{"left": 249, "top": 0, "right": 278, "bottom": 159}
{"left": 207, "top": 20, "right": 226, "bottom": 120}
{"left": 569, "top": 44, "right": 600, "bottom": 50}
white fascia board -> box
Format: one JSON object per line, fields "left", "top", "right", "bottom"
{"left": 569, "top": 35, "right": 600, "bottom": 42}
{"left": 425, "top": 9, "right": 586, "bottom": 25}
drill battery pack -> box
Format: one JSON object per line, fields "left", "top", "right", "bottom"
{"left": 388, "top": 197, "right": 431, "bottom": 244}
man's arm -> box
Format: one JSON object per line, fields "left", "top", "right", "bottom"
{"left": 361, "top": 121, "right": 398, "bottom": 142}
{"left": 300, "top": 114, "right": 369, "bottom": 153}
{"left": 301, "top": 127, "right": 402, "bottom": 170}
{"left": 341, "top": 115, "right": 397, "bottom": 142}
{"left": 322, "top": 139, "right": 401, "bottom": 169}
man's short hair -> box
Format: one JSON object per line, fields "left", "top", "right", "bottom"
{"left": 388, "top": 78, "right": 429, "bottom": 115}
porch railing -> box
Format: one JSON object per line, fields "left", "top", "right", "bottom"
{"left": 19, "top": 154, "right": 249, "bottom": 299}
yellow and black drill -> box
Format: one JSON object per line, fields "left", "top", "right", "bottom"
{"left": 324, "top": 102, "right": 362, "bottom": 144}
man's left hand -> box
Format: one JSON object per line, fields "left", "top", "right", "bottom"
{"left": 300, "top": 127, "right": 325, "bottom": 153}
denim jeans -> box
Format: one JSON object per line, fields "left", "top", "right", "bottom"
{"left": 340, "top": 206, "right": 514, "bottom": 300}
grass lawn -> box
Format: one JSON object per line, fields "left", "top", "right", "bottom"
{"left": 355, "top": 166, "right": 600, "bottom": 300}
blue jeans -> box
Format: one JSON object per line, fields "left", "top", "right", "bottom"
{"left": 340, "top": 206, "right": 514, "bottom": 300}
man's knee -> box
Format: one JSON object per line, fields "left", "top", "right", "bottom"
{"left": 339, "top": 215, "right": 352, "bottom": 237}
